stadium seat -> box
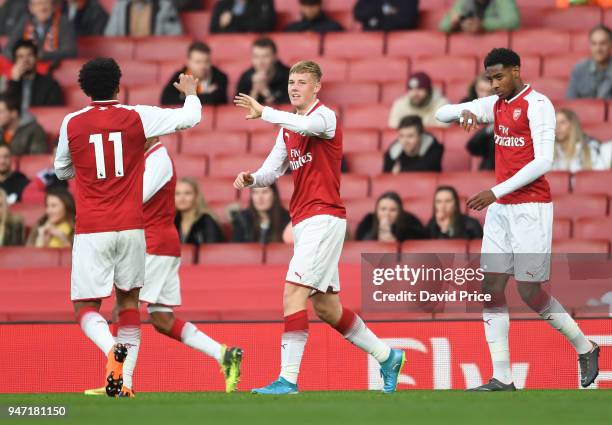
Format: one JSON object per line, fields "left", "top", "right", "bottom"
{"left": 448, "top": 32, "right": 510, "bottom": 57}
{"left": 29, "top": 107, "right": 72, "bottom": 134}
{"left": 206, "top": 201, "right": 233, "bottom": 226}
{"left": 344, "top": 197, "right": 374, "bottom": 235}
{"left": 181, "top": 130, "right": 248, "bottom": 156}
{"left": 574, "top": 217, "right": 612, "bottom": 240}
{"left": 518, "top": 55, "right": 542, "bottom": 79}
{"left": 10, "top": 203, "right": 45, "bottom": 228}
{"left": 181, "top": 11, "right": 211, "bottom": 40}
{"left": 63, "top": 85, "right": 128, "bottom": 109}
{"left": 416, "top": 56, "right": 478, "bottom": 84}
{"left": 78, "top": 36, "right": 135, "bottom": 59}
{"left": 386, "top": 31, "right": 447, "bottom": 59}
{"left": 343, "top": 130, "right": 380, "bottom": 153}
{"left": 173, "top": 154, "right": 208, "bottom": 177}
{"left": 264, "top": 242, "right": 293, "bottom": 265}
{"left": 442, "top": 126, "right": 469, "bottom": 148}
{"left": 249, "top": 130, "right": 279, "bottom": 154}
{"left": 555, "top": 194, "right": 609, "bottom": 220}
{"left": 574, "top": 170, "right": 612, "bottom": 196}
{"left": 52, "top": 59, "right": 86, "bottom": 86}
{"left": 552, "top": 239, "right": 610, "bottom": 254}
{"left": 556, "top": 99, "right": 606, "bottom": 125}
{"left": 418, "top": 9, "right": 448, "bottom": 31}
{"left": 325, "top": 0, "right": 356, "bottom": 12}
{"left": 128, "top": 84, "right": 161, "bottom": 106}
{"left": 442, "top": 146, "right": 471, "bottom": 172}
{"left": 159, "top": 133, "right": 180, "bottom": 154}
{"left": 115, "top": 60, "right": 159, "bottom": 87}
{"left": 215, "top": 105, "right": 278, "bottom": 132}
{"left": 207, "top": 34, "right": 257, "bottom": 62}
{"left": 371, "top": 172, "right": 439, "bottom": 199}
{"left": 319, "top": 82, "right": 379, "bottom": 107}
{"left": 445, "top": 79, "right": 473, "bottom": 103}
{"left": 606, "top": 8, "right": 612, "bottom": 28}
{"left": 344, "top": 152, "right": 383, "bottom": 176}
{"left": 438, "top": 171, "right": 496, "bottom": 199}
{"left": 348, "top": 58, "right": 409, "bottom": 83}
{"left": 570, "top": 30, "right": 590, "bottom": 55}
{"left": 0, "top": 247, "right": 61, "bottom": 268}
{"left": 340, "top": 174, "right": 370, "bottom": 199}
{"left": 208, "top": 153, "right": 267, "bottom": 178}
{"left": 196, "top": 177, "right": 239, "bottom": 202}
{"left": 217, "top": 59, "right": 247, "bottom": 99}
{"left": 158, "top": 61, "right": 184, "bottom": 88}
{"left": 275, "top": 11, "right": 300, "bottom": 32}
{"left": 468, "top": 238, "right": 482, "bottom": 253}
{"left": 20, "top": 183, "right": 45, "bottom": 204}
{"left": 543, "top": 54, "right": 587, "bottom": 79}
{"left": 381, "top": 82, "right": 407, "bottom": 104}
{"left": 547, "top": 171, "right": 571, "bottom": 195}
{"left": 553, "top": 218, "right": 572, "bottom": 240}
{"left": 323, "top": 33, "right": 384, "bottom": 59}
{"left": 400, "top": 239, "right": 467, "bottom": 254}
{"left": 181, "top": 245, "right": 196, "bottom": 265}
{"left": 308, "top": 58, "right": 348, "bottom": 82}
{"left": 134, "top": 37, "right": 191, "bottom": 61}
{"left": 402, "top": 196, "right": 433, "bottom": 225}
{"left": 541, "top": 7, "right": 602, "bottom": 32}
{"left": 199, "top": 243, "right": 264, "bottom": 265}
{"left": 418, "top": 0, "right": 448, "bottom": 10}
{"left": 269, "top": 33, "right": 321, "bottom": 63}
{"left": 326, "top": 10, "right": 356, "bottom": 31}
{"left": 511, "top": 30, "right": 571, "bottom": 55}
{"left": 343, "top": 104, "right": 389, "bottom": 130}
{"left": 339, "top": 241, "right": 398, "bottom": 264}
{"left": 583, "top": 124, "right": 612, "bottom": 143}
{"left": 529, "top": 78, "right": 567, "bottom": 102}
{"left": 17, "top": 154, "right": 52, "bottom": 178}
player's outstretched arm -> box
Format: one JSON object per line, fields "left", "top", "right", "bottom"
{"left": 435, "top": 95, "right": 498, "bottom": 133}
{"left": 235, "top": 129, "right": 289, "bottom": 190}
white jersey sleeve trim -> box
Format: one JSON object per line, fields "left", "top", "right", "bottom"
{"left": 250, "top": 129, "right": 289, "bottom": 187}
{"left": 435, "top": 95, "right": 498, "bottom": 125}
{"left": 261, "top": 104, "right": 336, "bottom": 139}
{"left": 143, "top": 145, "right": 173, "bottom": 203}
{"left": 54, "top": 106, "right": 93, "bottom": 180}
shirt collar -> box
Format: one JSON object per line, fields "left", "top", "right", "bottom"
{"left": 505, "top": 84, "right": 531, "bottom": 104}
{"left": 90, "top": 100, "right": 120, "bottom": 106}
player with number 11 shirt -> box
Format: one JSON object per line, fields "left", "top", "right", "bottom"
{"left": 53, "top": 58, "right": 202, "bottom": 397}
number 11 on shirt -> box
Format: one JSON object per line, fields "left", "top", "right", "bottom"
{"left": 89, "top": 132, "right": 124, "bottom": 179}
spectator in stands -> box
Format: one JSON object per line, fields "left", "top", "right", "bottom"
{"left": 171, "top": 0, "right": 201, "bottom": 11}
{"left": 174, "top": 177, "right": 225, "bottom": 245}
{"left": 0, "top": 94, "right": 47, "bottom": 156}
{"left": 62, "top": 0, "right": 109, "bottom": 36}
{"left": 552, "top": 108, "right": 603, "bottom": 172}
{"left": 105, "top": 0, "right": 183, "bottom": 36}
{"left": 0, "top": 188, "right": 24, "bottom": 246}
{"left": 0, "top": 144, "right": 29, "bottom": 204}
{"left": 27, "top": 147, "right": 68, "bottom": 199}
{"left": 356, "top": 191, "right": 425, "bottom": 242}
{"left": 463, "top": 74, "right": 495, "bottom": 170}
{"left": 354, "top": 0, "right": 419, "bottom": 32}
{"left": 161, "top": 42, "right": 228, "bottom": 106}
{"left": 210, "top": 0, "right": 275, "bottom": 33}
{"left": 567, "top": 25, "right": 612, "bottom": 100}
{"left": 426, "top": 186, "right": 482, "bottom": 240}
{"left": 461, "top": 73, "right": 492, "bottom": 103}
{"left": 0, "top": 0, "right": 28, "bottom": 36}
{"left": 4, "top": 0, "right": 77, "bottom": 65}
{"left": 383, "top": 115, "right": 443, "bottom": 173}
{"left": 231, "top": 183, "right": 290, "bottom": 244}
{"left": 236, "top": 38, "right": 290, "bottom": 105}
{"left": 388, "top": 71, "right": 449, "bottom": 129}
{"left": 26, "top": 187, "right": 75, "bottom": 248}
{"left": 0, "top": 40, "right": 64, "bottom": 115}
{"left": 284, "top": 0, "right": 343, "bottom": 34}
{"left": 439, "top": 0, "right": 520, "bottom": 33}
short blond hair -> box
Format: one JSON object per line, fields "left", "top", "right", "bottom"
{"left": 289, "top": 60, "right": 322, "bottom": 82}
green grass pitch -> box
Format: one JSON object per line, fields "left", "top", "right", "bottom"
{"left": 1, "top": 391, "right": 611, "bottom": 425}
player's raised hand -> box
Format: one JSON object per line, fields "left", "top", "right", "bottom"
{"left": 234, "top": 171, "right": 254, "bottom": 189}
{"left": 234, "top": 93, "right": 264, "bottom": 120}
{"left": 459, "top": 110, "right": 479, "bottom": 133}
{"left": 467, "top": 190, "right": 497, "bottom": 211}
{"left": 173, "top": 73, "right": 198, "bottom": 97}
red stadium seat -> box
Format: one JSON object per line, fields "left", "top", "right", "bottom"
{"left": 325, "top": 0, "right": 355, "bottom": 12}
{"left": 10, "top": 203, "right": 45, "bottom": 228}
{"left": 319, "top": 82, "right": 379, "bottom": 107}
{"left": 344, "top": 152, "right": 383, "bottom": 175}
{"left": 196, "top": 177, "right": 239, "bottom": 202}
{"left": 199, "top": 243, "right": 264, "bottom": 265}
{"left": 519, "top": 55, "right": 542, "bottom": 79}
{"left": 53, "top": 59, "right": 86, "bottom": 86}
{"left": 78, "top": 37, "right": 135, "bottom": 59}
{"left": 115, "top": 60, "right": 159, "bottom": 87}
{"left": 418, "top": 9, "right": 448, "bottom": 31}
{"left": 529, "top": 78, "right": 567, "bottom": 102}
{"left": 606, "top": 8, "right": 612, "bottom": 28}
{"left": 343, "top": 104, "right": 388, "bottom": 130}
{"left": 386, "top": 31, "right": 447, "bottom": 59}
{"left": 556, "top": 99, "right": 606, "bottom": 125}
{"left": 63, "top": 85, "right": 128, "bottom": 109}
{"left": 468, "top": 238, "right": 482, "bottom": 253}
{"left": 555, "top": 194, "right": 609, "bottom": 220}
{"left": 158, "top": 61, "right": 184, "bottom": 88}
{"left": 326, "top": 10, "right": 355, "bottom": 31}
{"left": 547, "top": 171, "right": 571, "bottom": 195}
{"left": 583, "top": 124, "right": 612, "bottom": 143}
{"left": 348, "top": 58, "right": 409, "bottom": 83}
{"left": 181, "top": 130, "right": 248, "bottom": 156}
{"left": 249, "top": 130, "right": 278, "bottom": 154}
{"left": 442, "top": 126, "right": 470, "bottom": 148}
{"left": 309, "top": 58, "right": 348, "bottom": 82}
{"left": 418, "top": 0, "right": 448, "bottom": 10}
{"left": 574, "top": 171, "right": 612, "bottom": 196}
{"left": 275, "top": 11, "right": 300, "bottom": 32}
{"left": 445, "top": 79, "right": 473, "bottom": 103}
{"left": 552, "top": 239, "right": 610, "bottom": 254}
{"left": 0, "top": 247, "right": 61, "bottom": 268}
{"left": 208, "top": 153, "right": 267, "bottom": 178}
{"left": 574, "top": 217, "right": 612, "bottom": 240}
{"left": 543, "top": 54, "right": 585, "bottom": 79}
{"left": 181, "top": 11, "right": 211, "bottom": 40}
{"left": 134, "top": 37, "right": 191, "bottom": 61}
{"left": 269, "top": 33, "right": 321, "bottom": 63}
{"left": 438, "top": 171, "right": 496, "bottom": 199}
{"left": 181, "top": 245, "right": 196, "bottom": 265}
{"left": 343, "top": 130, "right": 380, "bottom": 153}
{"left": 173, "top": 154, "right": 208, "bottom": 177}
{"left": 442, "top": 146, "right": 471, "bottom": 172}
{"left": 402, "top": 196, "right": 433, "bottom": 225}
{"left": 541, "top": 7, "right": 602, "bottom": 32}
{"left": 381, "top": 82, "right": 407, "bottom": 104}
{"left": 29, "top": 107, "right": 72, "bottom": 134}
{"left": 415, "top": 56, "right": 478, "bottom": 84}
{"left": 371, "top": 172, "right": 439, "bottom": 199}
{"left": 215, "top": 105, "right": 278, "bottom": 132}
{"left": 340, "top": 174, "right": 370, "bottom": 199}
{"left": 206, "top": 201, "right": 233, "bottom": 226}
{"left": 207, "top": 34, "right": 257, "bottom": 61}
{"left": 160, "top": 133, "right": 180, "bottom": 155}
{"left": 128, "top": 84, "right": 161, "bottom": 106}
{"left": 511, "top": 30, "right": 571, "bottom": 55}
{"left": 570, "top": 30, "right": 590, "bottom": 55}
{"left": 553, "top": 218, "right": 572, "bottom": 240}
{"left": 401, "top": 239, "right": 467, "bottom": 254}
{"left": 323, "top": 33, "right": 384, "bottom": 59}
{"left": 344, "top": 197, "right": 374, "bottom": 235}
{"left": 17, "top": 154, "right": 52, "bottom": 178}
{"left": 264, "top": 242, "right": 293, "bottom": 265}
{"left": 448, "top": 32, "right": 510, "bottom": 57}
{"left": 340, "top": 241, "right": 398, "bottom": 264}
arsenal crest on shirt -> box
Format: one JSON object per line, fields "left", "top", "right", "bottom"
{"left": 513, "top": 108, "right": 522, "bottom": 121}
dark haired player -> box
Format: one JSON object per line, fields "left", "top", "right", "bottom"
{"left": 436, "top": 48, "right": 600, "bottom": 391}
{"left": 54, "top": 58, "right": 202, "bottom": 397}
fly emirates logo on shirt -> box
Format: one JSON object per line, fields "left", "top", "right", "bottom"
{"left": 494, "top": 124, "right": 526, "bottom": 147}
{"left": 289, "top": 148, "right": 313, "bottom": 171}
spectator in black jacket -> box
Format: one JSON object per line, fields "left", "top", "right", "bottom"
{"left": 236, "top": 37, "right": 290, "bottom": 105}
{"left": 210, "top": 0, "right": 275, "bottom": 33}
{"left": 174, "top": 177, "right": 225, "bottom": 245}
{"left": 354, "top": 0, "right": 419, "bottom": 31}
{"left": 383, "top": 115, "right": 443, "bottom": 173}
{"left": 0, "top": 0, "right": 28, "bottom": 36}
{"left": 356, "top": 191, "right": 425, "bottom": 242}
{"left": 1, "top": 40, "right": 64, "bottom": 117}
{"left": 231, "top": 184, "right": 290, "bottom": 244}
{"left": 62, "top": 0, "right": 109, "bottom": 36}
{"left": 161, "top": 42, "right": 228, "bottom": 106}
{"left": 426, "top": 186, "right": 482, "bottom": 240}
{"left": 0, "top": 144, "right": 29, "bottom": 204}
{"left": 285, "top": 0, "right": 343, "bottom": 34}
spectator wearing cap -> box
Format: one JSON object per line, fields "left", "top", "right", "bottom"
{"left": 439, "top": 0, "right": 520, "bottom": 33}
{"left": 284, "top": 0, "right": 343, "bottom": 34}
{"left": 388, "top": 72, "right": 450, "bottom": 129}
{"left": 353, "top": 0, "right": 419, "bottom": 32}
{"left": 568, "top": 25, "right": 612, "bottom": 100}
{"left": 0, "top": 94, "right": 48, "bottom": 156}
